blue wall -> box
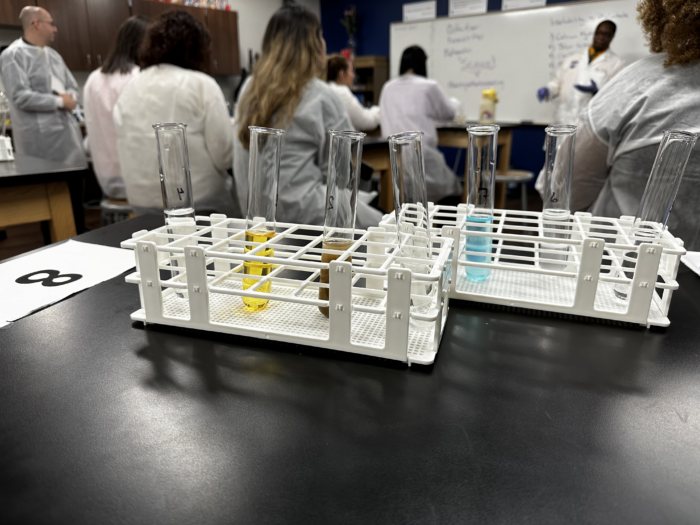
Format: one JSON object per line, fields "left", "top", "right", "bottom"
{"left": 320, "top": 0, "right": 584, "bottom": 178}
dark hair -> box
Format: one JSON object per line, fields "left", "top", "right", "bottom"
{"left": 139, "top": 11, "right": 211, "bottom": 73}
{"left": 597, "top": 20, "right": 617, "bottom": 35}
{"left": 399, "top": 45, "right": 427, "bottom": 76}
{"left": 101, "top": 16, "right": 149, "bottom": 75}
{"left": 327, "top": 54, "right": 349, "bottom": 82}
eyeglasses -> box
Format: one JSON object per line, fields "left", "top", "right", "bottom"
{"left": 37, "top": 19, "right": 56, "bottom": 28}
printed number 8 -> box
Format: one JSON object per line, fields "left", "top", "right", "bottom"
{"left": 16, "top": 269, "right": 83, "bottom": 287}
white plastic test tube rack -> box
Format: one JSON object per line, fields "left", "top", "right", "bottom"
{"left": 120, "top": 214, "right": 454, "bottom": 365}
{"left": 380, "top": 204, "right": 686, "bottom": 328}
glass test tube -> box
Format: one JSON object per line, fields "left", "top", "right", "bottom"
{"left": 389, "top": 131, "right": 433, "bottom": 332}
{"left": 540, "top": 125, "right": 577, "bottom": 271}
{"left": 614, "top": 130, "right": 698, "bottom": 301}
{"left": 154, "top": 123, "right": 196, "bottom": 296}
{"left": 319, "top": 130, "right": 365, "bottom": 318}
{"left": 243, "top": 126, "right": 284, "bottom": 311}
{"left": 465, "top": 125, "right": 499, "bottom": 282}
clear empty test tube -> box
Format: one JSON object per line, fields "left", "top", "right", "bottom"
{"left": 540, "top": 125, "right": 577, "bottom": 271}
{"left": 614, "top": 130, "right": 698, "bottom": 301}
{"left": 243, "top": 126, "right": 284, "bottom": 311}
{"left": 319, "top": 130, "right": 365, "bottom": 318}
{"left": 389, "top": 131, "right": 434, "bottom": 332}
{"left": 465, "top": 125, "right": 499, "bottom": 282}
{"left": 154, "top": 123, "right": 196, "bottom": 296}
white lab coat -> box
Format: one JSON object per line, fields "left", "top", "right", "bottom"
{"left": 0, "top": 38, "right": 85, "bottom": 165}
{"left": 83, "top": 66, "right": 138, "bottom": 200}
{"left": 570, "top": 53, "right": 700, "bottom": 249}
{"left": 379, "top": 74, "right": 462, "bottom": 203}
{"left": 113, "top": 64, "right": 236, "bottom": 216}
{"left": 327, "top": 81, "right": 380, "bottom": 131}
{"left": 233, "top": 77, "right": 383, "bottom": 228}
{"left": 546, "top": 49, "right": 626, "bottom": 125}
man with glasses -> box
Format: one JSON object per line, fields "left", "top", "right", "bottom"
{"left": 0, "top": 6, "right": 84, "bottom": 165}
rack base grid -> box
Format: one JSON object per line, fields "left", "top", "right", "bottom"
{"left": 380, "top": 205, "right": 686, "bottom": 328}
{"left": 121, "top": 215, "right": 454, "bottom": 365}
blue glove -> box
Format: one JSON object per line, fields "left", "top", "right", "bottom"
{"left": 574, "top": 80, "right": 598, "bottom": 94}
{"left": 537, "top": 87, "right": 549, "bottom": 101}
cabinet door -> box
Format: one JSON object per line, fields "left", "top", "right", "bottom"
{"left": 0, "top": 0, "right": 33, "bottom": 27}
{"left": 206, "top": 9, "right": 239, "bottom": 76}
{"left": 85, "top": 0, "right": 131, "bottom": 70}
{"left": 36, "top": 0, "right": 92, "bottom": 70}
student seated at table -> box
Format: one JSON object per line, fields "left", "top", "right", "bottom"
{"left": 326, "top": 54, "right": 380, "bottom": 131}
{"left": 83, "top": 16, "right": 149, "bottom": 201}
{"left": 379, "top": 45, "right": 462, "bottom": 205}
{"left": 569, "top": 0, "right": 700, "bottom": 249}
{"left": 233, "top": 4, "right": 382, "bottom": 228}
{"left": 114, "top": 11, "right": 236, "bottom": 217}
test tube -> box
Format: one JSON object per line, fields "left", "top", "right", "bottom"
{"left": 319, "top": 130, "right": 365, "bottom": 318}
{"left": 389, "top": 131, "right": 433, "bottom": 332}
{"left": 242, "top": 126, "right": 284, "bottom": 311}
{"left": 614, "top": 130, "right": 698, "bottom": 301}
{"left": 465, "top": 124, "right": 499, "bottom": 282}
{"left": 540, "top": 125, "right": 577, "bottom": 271}
{"left": 154, "top": 123, "right": 196, "bottom": 296}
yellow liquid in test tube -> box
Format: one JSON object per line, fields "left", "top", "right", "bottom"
{"left": 242, "top": 230, "right": 275, "bottom": 311}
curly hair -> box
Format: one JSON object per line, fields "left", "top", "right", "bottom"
{"left": 139, "top": 10, "right": 211, "bottom": 73}
{"left": 638, "top": 0, "right": 700, "bottom": 67}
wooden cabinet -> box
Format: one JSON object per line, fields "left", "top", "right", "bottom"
{"left": 132, "top": 0, "right": 205, "bottom": 24}
{"left": 36, "top": 0, "right": 93, "bottom": 70}
{"left": 0, "top": 0, "right": 32, "bottom": 27}
{"left": 85, "top": 0, "right": 131, "bottom": 69}
{"left": 35, "top": 0, "right": 130, "bottom": 71}
{"left": 133, "top": 0, "right": 239, "bottom": 76}
{"left": 353, "top": 56, "right": 388, "bottom": 107}
{"left": 207, "top": 9, "right": 239, "bottom": 75}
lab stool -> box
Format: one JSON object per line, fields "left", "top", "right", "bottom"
{"left": 100, "top": 199, "right": 134, "bottom": 226}
{"left": 495, "top": 170, "right": 534, "bottom": 210}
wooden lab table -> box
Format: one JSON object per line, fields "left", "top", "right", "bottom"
{"left": 362, "top": 123, "right": 518, "bottom": 212}
{"left": 0, "top": 154, "right": 88, "bottom": 242}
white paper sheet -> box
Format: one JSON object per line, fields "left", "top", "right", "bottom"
{"left": 681, "top": 252, "right": 700, "bottom": 278}
{"left": 502, "top": 0, "right": 546, "bottom": 11}
{"left": 0, "top": 240, "right": 135, "bottom": 325}
{"left": 450, "top": 0, "right": 487, "bottom": 16}
{"left": 403, "top": 1, "right": 437, "bottom": 22}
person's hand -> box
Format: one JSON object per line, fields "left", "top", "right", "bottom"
{"left": 537, "top": 87, "right": 549, "bottom": 102}
{"left": 59, "top": 94, "right": 77, "bottom": 111}
{"left": 574, "top": 80, "right": 598, "bottom": 94}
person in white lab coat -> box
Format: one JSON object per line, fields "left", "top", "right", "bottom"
{"left": 234, "top": 4, "right": 382, "bottom": 227}
{"left": 83, "top": 16, "right": 149, "bottom": 200}
{"left": 0, "top": 6, "right": 84, "bottom": 165}
{"left": 569, "top": 0, "right": 700, "bottom": 250}
{"left": 326, "top": 54, "right": 380, "bottom": 131}
{"left": 380, "top": 46, "right": 462, "bottom": 204}
{"left": 537, "top": 20, "right": 626, "bottom": 125}
{"left": 114, "top": 11, "right": 236, "bottom": 217}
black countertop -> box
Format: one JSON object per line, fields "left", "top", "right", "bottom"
{"left": 0, "top": 153, "right": 87, "bottom": 187}
{"left": 1, "top": 215, "right": 699, "bottom": 524}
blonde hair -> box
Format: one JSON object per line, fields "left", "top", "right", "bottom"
{"left": 238, "top": 5, "right": 323, "bottom": 147}
{"left": 638, "top": 0, "right": 700, "bottom": 66}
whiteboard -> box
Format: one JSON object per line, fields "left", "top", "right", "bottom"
{"left": 390, "top": 0, "right": 648, "bottom": 124}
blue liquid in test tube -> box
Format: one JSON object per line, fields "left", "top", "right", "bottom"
{"left": 466, "top": 216, "right": 493, "bottom": 282}
{"left": 465, "top": 124, "right": 499, "bottom": 282}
